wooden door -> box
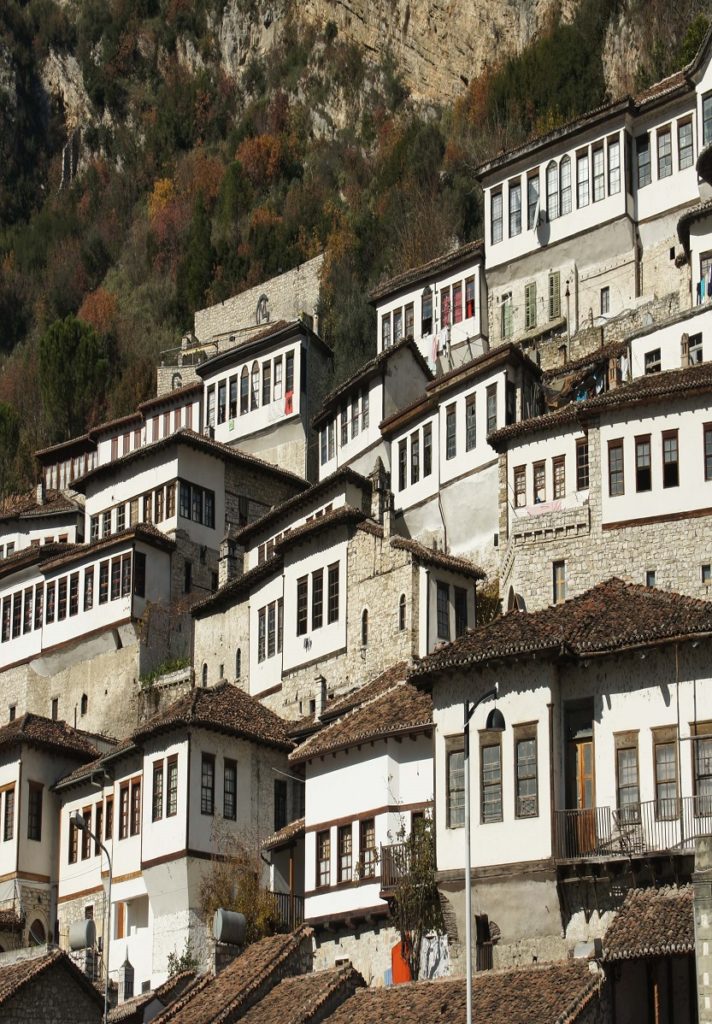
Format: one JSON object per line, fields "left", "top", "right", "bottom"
{"left": 574, "top": 739, "right": 595, "bottom": 854}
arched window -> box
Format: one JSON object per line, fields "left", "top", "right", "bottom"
{"left": 80, "top": 694, "right": 88, "bottom": 717}
{"left": 399, "top": 594, "right": 407, "bottom": 631}
{"left": 361, "top": 608, "right": 368, "bottom": 646}
{"left": 251, "top": 362, "right": 260, "bottom": 411}
{"left": 171, "top": 372, "right": 183, "bottom": 390}
{"left": 559, "top": 156, "right": 572, "bottom": 216}
{"left": 28, "top": 919, "right": 45, "bottom": 946}
{"left": 256, "top": 293, "right": 269, "bottom": 324}
{"left": 240, "top": 367, "right": 249, "bottom": 415}
{"left": 546, "top": 161, "right": 559, "bottom": 221}
{"left": 202, "top": 663, "right": 208, "bottom": 688}
{"left": 236, "top": 648, "right": 241, "bottom": 680}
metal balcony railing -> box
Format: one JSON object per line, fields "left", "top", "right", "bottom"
{"left": 554, "top": 796, "right": 712, "bottom": 861}
{"left": 380, "top": 842, "right": 411, "bottom": 892}
{"left": 267, "top": 891, "right": 303, "bottom": 931}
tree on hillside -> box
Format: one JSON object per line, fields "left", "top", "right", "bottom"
{"left": 0, "top": 403, "right": 20, "bottom": 502}
{"left": 176, "top": 192, "right": 215, "bottom": 327}
{"left": 38, "top": 315, "right": 109, "bottom": 442}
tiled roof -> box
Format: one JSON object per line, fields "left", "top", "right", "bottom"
{"left": 90, "top": 411, "right": 143, "bottom": 436}
{"left": 55, "top": 737, "right": 137, "bottom": 790}
{"left": 109, "top": 970, "right": 198, "bottom": 1022}
{"left": 138, "top": 383, "right": 203, "bottom": 413}
{"left": 413, "top": 578, "right": 712, "bottom": 681}
{"left": 196, "top": 319, "right": 332, "bottom": 378}
{"left": 274, "top": 506, "right": 366, "bottom": 551}
{"left": 602, "top": 885, "right": 694, "bottom": 961}
{"left": 0, "top": 542, "right": 76, "bottom": 583}
{"left": 0, "top": 713, "right": 100, "bottom": 761}
{"left": 541, "top": 340, "right": 628, "bottom": 382}
{"left": 239, "top": 964, "right": 365, "bottom": 1024}
{"left": 234, "top": 467, "right": 372, "bottom": 547}
{"left": 153, "top": 926, "right": 313, "bottom": 1024}
{"left": 34, "top": 433, "right": 94, "bottom": 460}
{"left": 263, "top": 817, "right": 305, "bottom": 851}
{"left": 321, "top": 661, "right": 411, "bottom": 722}
{"left": 368, "top": 240, "right": 484, "bottom": 302}
{"left": 0, "top": 949, "right": 103, "bottom": 1010}
{"left": 312, "top": 338, "right": 432, "bottom": 428}
{"left": 72, "top": 428, "right": 309, "bottom": 491}
{"left": 0, "top": 490, "right": 82, "bottom": 522}
{"left": 40, "top": 523, "right": 175, "bottom": 571}
{"left": 489, "top": 360, "right": 712, "bottom": 448}
{"left": 132, "top": 682, "right": 293, "bottom": 751}
{"left": 678, "top": 197, "right": 712, "bottom": 249}
{"left": 327, "top": 960, "right": 602, "bottom": 1024}
{"left": 191, "top": 554, "right": 284, "bottom": 618}
{"left": 290, "top": 682, "right": 432, "bottom": 764}
{"left": 390, "top": 536, "right": 486, "bottom": 580}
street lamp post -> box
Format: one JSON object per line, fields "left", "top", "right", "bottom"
{"left": 464, "top": 684, "right": 505, "bottom": 1024}
{"left": 72, "top": 811, "right": 112, "bottom": 1024}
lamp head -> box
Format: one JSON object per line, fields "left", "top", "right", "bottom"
{"left": 485, "top": 707, "right": 506, "bottom": 733}
{"left": 71, "top": 810, "right": 88, "bottom": 832}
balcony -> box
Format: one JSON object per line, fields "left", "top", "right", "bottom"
{"left": 380, "top": 842, "right": 411, "bottom": 895}
{"left": 267, "top": 891, "right": 303, "bottom": 931}
{"left": 554, "top": 796, "right": 712, "bottom": 862}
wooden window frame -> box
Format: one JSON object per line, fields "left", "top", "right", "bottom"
{"left": 514, "top": 723, "right": 538, "bottom": 819}
{"left": 662, "top": 429, "right": 679, "bottom": 489}
{"left": 614, "top": 731, "right": 640, "bottom": 824}
{"left": 480, "top": 736, "right": 503, "bottom": 824}
{"left": 608, "top": 439, "right": 625, "bottom": 497}
{"left": 446, "top": 736, "right": 465, "bottom": 829}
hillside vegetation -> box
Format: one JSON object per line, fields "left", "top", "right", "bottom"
{"left": 0, "top": 0, "right": 706, "bottom": 493}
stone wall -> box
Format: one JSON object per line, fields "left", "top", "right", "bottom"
{"left": 504, "top": 425, "right": 712, "bottom": 611}
{"left": 194, "top": 255, "right": 324, "bottom": 343}
{"left": 0, "top": 955, "right": 102, "bottom": 1022}
{"left": 312, "top": 922, "right": 401, "bottom": 985}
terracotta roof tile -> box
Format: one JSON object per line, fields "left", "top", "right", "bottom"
{"left": 192, "top": 554, "right": 284, "bottom": 618}
{"left": 0, "top": 949, "right": 103, "bottom": 1009}
{"left": 153, "top": 926, "right": 313, "bottom": 1024}
{"left": 196, "top": 320, "right": 332, "bottom": 378}
{"left": 320, "top": 662, "right": 411, "bottom": 721}
{"left": 313, "top": 338, "right": 432, "bottom": 428}
{"left": 273, "top": 506, "right": 366, "bottom": 551}
{"left": 390, "top": 536, "right": 486, "bottom": 580}
{"left": 132, "top": 682, "right": 293, "bottom": 751}
{"left": 72, "top": 429, "right": 308, "bottom": 491}
{"left": 368, "top": 240, "right": 484, "bottom": 302}
{"left": 327, "top": 960, "right": 602, "bottom": 1024}
{"left": 602, "top": 885, "right": 694, "bottom": 961}
{"left": 138, "top": 383, "right": 202, "bottom": 413}
{"left": 239, "top": 964, "right": 365, "bottom": 1024}
{"left": 541, "top": 340, "right": 628, "bottom": 382}
{"left": 0, "top": 490, "right": 82, "bottom": 522}
{"left": 290, "top": 682, "right": 432, "bottom": 764}
{"left": 108, "top": 970, "right": 197, "bottom": 1022}
{"left": 413, "top": 578, "right": 712, "bottom": 680}
{"left": 490, "top": 360, "right": 712, "bottom": 448}
{"left": 0, "top": 541, "right": 74, "bottom": 582}
{"left": 263, "top": 817, "right": 305, "bottom": 851}
{"left": 40, "top": 523, "right": 175, "bottom": 572}
{"left": 0, "top": 713, "right": 100, "bottom": 761}
{"left": 55, "top": 737, "right": 137, "bottom": 790}
{"left": 234, "top": 468, "right": 371, "bottom": 547}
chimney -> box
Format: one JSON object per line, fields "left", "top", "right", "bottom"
{"left": 118, "top": 957, "right": 134, "bottom": 1003}
{"left": 214, "top": 942, "right": 241, "bottom": 975}
{"left": 368, "top": 458, "right": 394, "bottom": 537}
{"left": 36, "top": 480, "right": 45, "bottom": 506}
{"left": 218, "top": 535, "right": 244, "bottom": 588}
{"left": 314, "top": 674, "right": 327, "bottom": 718}
{"left": 694, "top": 837, "right": 712, "bottom": 1022}
{"left": 608, "top": 355, "right": 620, "bottom": 392}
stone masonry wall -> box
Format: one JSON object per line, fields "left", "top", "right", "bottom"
{"left": 194, "top": 255, "right": 324, "bottom": 342}
{"left": 312, "top": 922, "right": 401, "bottom": 985}
{"left": 269, "top": 529, "right": 418, "bottom": 719}
{"left": 505, "top": 425, "right": 712, "bottom": 611}
{"left": 0, "top": 958, "right": 102, "bottom": 1022}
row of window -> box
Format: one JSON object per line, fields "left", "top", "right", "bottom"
{"left": 0, "top": 553, "right": 146, "bottom": 643}
{"left": 109, "top": 404, "right": 194, "bottom": 462}
{"left": 513, "top": 440, "right": 589, "bottom": 508}
{"left": 316, "top": 816, "right": 377, "bottom": 888}
{"left": 635, "top": 117, "right": 694, "bottom": 190}
{"left": 296, "top": 565, "right": 339, "bottom": 636}
{"left": 319, "top": 392, "right": 369, "bottom": 465}
{"left": 491, "top": 137, "right": 621, "bottom": 245}
{"left": 44, "top": 452, "right": 97, "bottom": 492}
{"left": 642, "top": 333, "right": 703, "bottom": 375}
{"left": 206, "top": 351, "right": 296, "bottom": 426}
{"left": 381, "top": 276, "right": 477, "bottom": 347}
{"left": 446, "top": 726, "right": 538, "bottom": 828}
{"left": 607, "top": 429, "right": 682, "bottom": 497}
{"left": 90, "top": 479, "right": 215, "bottom": 541}
{"left": 257, "top": 599, "right": 284, "bottom": 663}
{"left": 499, "top": 271, "right": 563, "bottom": 341}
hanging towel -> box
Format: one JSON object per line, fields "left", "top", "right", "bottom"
{"left": 431, "top": 334, "right": 438, "bottom": 364}
{"left": 284, "top": 390, "right": 293, "bottom": 415}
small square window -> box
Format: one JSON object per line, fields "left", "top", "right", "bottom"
{"left": 646, "top": 570, "right": 656, "bottom": 588}
{"left": 702, "top": 564, "right": 711, "bottom": 585}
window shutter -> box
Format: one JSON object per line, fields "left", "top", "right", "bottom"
{"left": 525, "top": 283, "right": 537, "bottom": 331}
{"left": 548, "top": 272, "right": 561, "bottom": 320}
